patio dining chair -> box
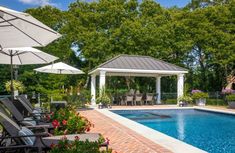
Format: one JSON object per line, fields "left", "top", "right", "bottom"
{"left": 0, "top": 111, "right": 108, "bottom": 153}
{"left": 144, "top": 93, "right": 154, "bottom": 105}
{"left": 134, "top": 94, "right": 143, "bottom": 105}
{"left": 124, "top": 95, "right": 134, "bottom": 106}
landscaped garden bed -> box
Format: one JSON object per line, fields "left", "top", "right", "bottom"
{"left": 46, "top": 106, "right": 112, "bottom": 152}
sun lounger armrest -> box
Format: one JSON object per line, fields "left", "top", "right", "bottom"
{"left": 25, "top": 125, "right": 49, "bottom": 133}
{"left": 20, "top": 119, "right": 48, "bottom": 124}
{"left": 30, "top": 112, "right": 47, "bottom": 115}
{"left": 25, "top": 125, "right": 50, "bottom": 131}
{"left": 0, "top": 132, "right": 49, "bottom": 139}
{"left": 25, "top": 125, "right": 50, "bottom": 128}
{"left": 0, "top": 144, "right": 33, "bottom": 150}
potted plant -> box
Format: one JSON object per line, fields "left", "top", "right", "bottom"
{"left": 5, "top": 80, "right": 25, "bottom": 98}
{"left": 226, "top": 94, "right": 235, "bottom": 108}
{"left": 96, "top": 88, "right": 111, "bottom": 109}
{"left": 178, "top": 95, "right": 193, "bottom": 107}
{"left": 191, "top": 90, "right": 209, "bottom": 106}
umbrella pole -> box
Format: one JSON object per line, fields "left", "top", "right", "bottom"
{"left": 10, "top": 54, "right": 14, "bottom": 101}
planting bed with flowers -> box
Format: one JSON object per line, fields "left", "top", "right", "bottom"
{"left": 49, "top": 135, "right": 112, "bottom": 153}
{"left": 46, "top": 106, "right": 93, "bottom": 135}
{"left": 46, "top": 106, "right": 112, "bottom": 152}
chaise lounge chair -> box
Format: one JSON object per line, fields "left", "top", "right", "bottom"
{"left": 16, "top": 95, "right": 49, "bottom": 119}
{"left": 0, "top": 98, "right": 50, "bottom": 127}
{"left": 16, "top": 95, "right": 48, "bottom": 113}
{"left": 0, "top": 111, "right": 108, "bottom": 153}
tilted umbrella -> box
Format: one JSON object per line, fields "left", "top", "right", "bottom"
{"left": 0, "top": 6, "right": 61, "bottom": 48}
{"left": 34, "top": 62, "right": 84, "bottom": 74}
{"left": 0, "top": 47, "right": 59, "bottom": 99}
{"left": 0, "top": 6, "right": 61, "bottom": 99}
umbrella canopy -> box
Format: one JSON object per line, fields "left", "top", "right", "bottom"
{"left": 34, "top": 62, "right": 84, "bottom": 74}
{"left": 0, "top": 47, "right": 58, "bottom": 65}
{"left": 0, "top": 6, "right": 61, "bottom": 48}
{"left": 0, "top": 47, "right": 58, "bottom": 100}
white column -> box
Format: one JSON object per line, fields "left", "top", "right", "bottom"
{"left": 177, "top": 74, "right": 184, "bottom": 104}
{"left": 156, "top": 76, "right": 161, "bottom": 104}
{"left": 91, "top": 75, "right": 96, "bottom": 106}
{"left": 99, "top": 71, "right": 106, "bottom": 95}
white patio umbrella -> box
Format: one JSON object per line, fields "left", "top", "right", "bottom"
{"left": 0, "top": 6, "right": 62, "bottom": 48}
{"left": 34, "top": 62, "right": 84, "bottom": 74}
{"left": 0, "top": 47, "right": 58, "bottom": 99}
{"left": 0, "top": 6, "right": 61, "bottom": 99}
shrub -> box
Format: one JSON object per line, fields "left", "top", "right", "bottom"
{"left": 96, "top": 88, "right": 111, "bottom": 105}
{"left": 206, "top": 99, "right": 226, "bottom": 106}
{"left": 66, "top": 94, "right": 85, "bottom": 108}
{"left": 96, "top": 94, "right": 111, "bottom": 105}
{"left": 226, "top": 94, "right": 235, "bottom": 101}
{"left": 49, "top": 135, "right": 112, "bottom": 153}
{"left": 79, "top": 89, "right": 92, "bottom": 104}
{"left": 191, "top": 90, "right": 209, "bottom": 99}
{"left": 164, "top": 99, "right": 177, "bottom": 104}
{"left": 51, "top": 93, "right": 66, "bottom": 101}
{"left": 48, "top": 107, "right": 93, "bottom": 135}
{"left": 178, "top": 96, "right": 193, "bottom": 103}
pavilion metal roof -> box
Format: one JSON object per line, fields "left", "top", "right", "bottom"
{"left": 89, "top": 55, "right": 188, "bottom": 76}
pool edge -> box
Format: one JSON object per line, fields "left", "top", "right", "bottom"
{"left": 96, "top": 108, "right": 207, "bottom": 153}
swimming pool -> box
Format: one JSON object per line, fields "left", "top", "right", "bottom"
{"left": 112, "top": 109, "right": 235, "bottom": 153}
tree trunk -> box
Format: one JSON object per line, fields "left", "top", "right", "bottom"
{"left": 197, "top": 46, "right": 207, "bottom": 91}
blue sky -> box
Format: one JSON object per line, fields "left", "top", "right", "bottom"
{"left": 0, "top": 0, "right": 190, "bottom": 11}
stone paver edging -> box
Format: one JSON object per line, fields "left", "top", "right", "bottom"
{"left": 80, "top": 109, "right": 172, "bottom": 153}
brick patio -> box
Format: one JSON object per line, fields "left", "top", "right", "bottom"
{"left": 80, "top": 109, "right": 172, "bottom": 153}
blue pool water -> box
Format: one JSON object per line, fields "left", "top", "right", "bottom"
{"left": 112, "top": 109, "right": 235, "bottom": 153}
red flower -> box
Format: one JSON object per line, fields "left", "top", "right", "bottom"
{"left": 106, "top": 137, "right": 110, "bottom": 145}
{"left": 75, "top": 135, "right": 80, "bottom": 140}
{"left": 46, "top": 114, "right": 50, "bottom": 120}
{"left": 86, "top": 127, "right": 90, "bottom": 132}
{"left": 52, "top": 119, "right": 60, "bottom": 128}
{"left": 50, "top": 143, "right": 56, "bottom": 148}
{"left": 62, "top": 119, "right": 67, "bottom": 125}
{"left": 50, "top": 112, "right": 54, "bottom": 116}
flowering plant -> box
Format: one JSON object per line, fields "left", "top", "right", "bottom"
{"left": 191, "top": 90, "right": 209, "bottom": 99}
{"left": 191, "top": 90, "right": 202, "bottom": 94}
{"left": 5, "top": 80, "right": 25, "bottom": 93}
{"left": 49, "top": 135, "right": 112, "bottom": 153}
{"left": 222, "top": 89, "right": 235, "bottom": 95}
{"left": 47, "top": 107, "right": 93, "bottom": 135}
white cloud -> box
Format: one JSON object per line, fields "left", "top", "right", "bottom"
{"left": 18, "top": 0, "right": 58, "bottom": 7}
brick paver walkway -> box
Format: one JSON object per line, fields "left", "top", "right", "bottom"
{"left": 80, "top": 109, "right": 172, "bottom": 153}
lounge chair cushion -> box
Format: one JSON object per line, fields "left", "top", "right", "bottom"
{"left": 34, "top": 107, "right": 42, "bottom": 113}
{"left": 18, "top": 127, "right": 36, "bottom": 146}
{"left": 32, "top": 110, "right": 41, "bottom": 119}
{"left": 21, "top": 117, "right": 36, "bottom": 126}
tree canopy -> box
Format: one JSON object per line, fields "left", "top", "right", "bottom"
{"left": 0, "top": 0, "right": 234, "bottom": 96}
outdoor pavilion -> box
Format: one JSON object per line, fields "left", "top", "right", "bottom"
{"left": 89, "top": 55, "right": 188, "bottom": 105}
